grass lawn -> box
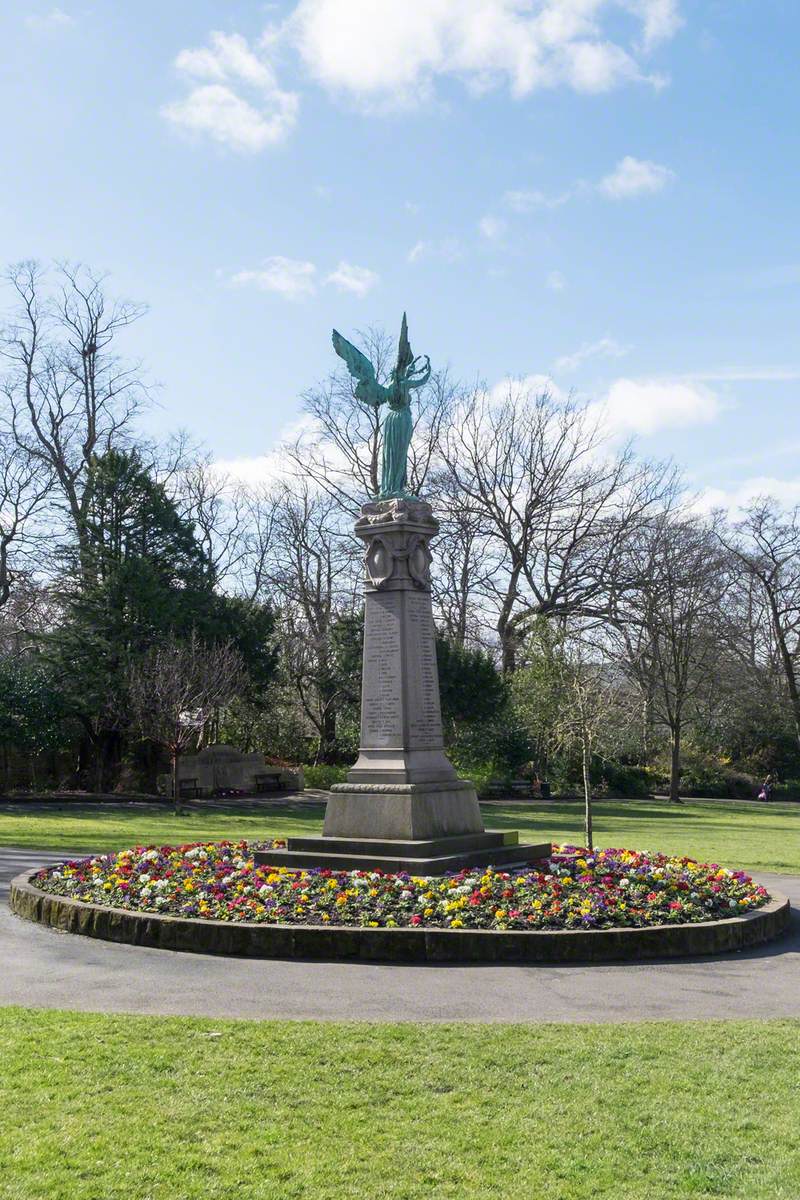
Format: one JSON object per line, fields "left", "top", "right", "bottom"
{"left": 1, "top": 796, "right": 798, "bottom": 874}
{"left": 1, "top": 1008, "right": 798, "bottom": 1200}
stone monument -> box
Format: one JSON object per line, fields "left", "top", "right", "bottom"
{"left": 256, "top": 316, "right": 550, "bottom": 874}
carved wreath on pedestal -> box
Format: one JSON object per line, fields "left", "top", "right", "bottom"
{"left": 365, "top": 534, "right": 432, "bottom": 590}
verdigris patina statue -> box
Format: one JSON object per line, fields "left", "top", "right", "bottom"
{"left": 332, "top": 313, "right": 430, "bottom": 500}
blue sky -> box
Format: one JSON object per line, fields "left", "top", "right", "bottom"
{"left": 2, "top": 0, "right": 798, "bottom": 509}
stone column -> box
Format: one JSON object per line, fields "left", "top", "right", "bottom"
{"left": 324, "top": 498, "right": 485, "bottom": 841}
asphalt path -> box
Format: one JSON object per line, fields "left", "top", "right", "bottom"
{"left": 2, "top": 846, "right": 798, "bottom": 1024}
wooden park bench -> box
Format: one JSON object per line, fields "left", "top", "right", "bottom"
{"left": 178, "top": 777, "right": 201, "bottom": 800}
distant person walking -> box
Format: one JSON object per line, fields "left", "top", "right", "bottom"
{"left": 759, "top": 772, "right": 777, "bottom": 802}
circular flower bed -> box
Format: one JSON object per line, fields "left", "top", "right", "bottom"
{"left": 31, "top": 841, "right": 770, "bottom": 932}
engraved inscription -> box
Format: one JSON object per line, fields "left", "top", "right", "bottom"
{"left": 361, "top": 591, "right": 403, "bottom": 747}
{"left": 405, "top": 591, "right": 444, "bottom": 749}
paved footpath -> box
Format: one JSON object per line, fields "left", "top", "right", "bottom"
{"left": 2, "top": 846, "right": 798, "bottom": 1024}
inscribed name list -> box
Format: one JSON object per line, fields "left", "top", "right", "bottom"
{"left": 361, "top": 591, "right": 403, "bottom": 747}
{"left": 405, "top": 591, "right": 444, "bottom": 749}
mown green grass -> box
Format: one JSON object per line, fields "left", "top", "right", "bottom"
{"left": 1, "top": 1009, "right": 798, "bottom": 1200}
{"left": 1, "top": 796, "right": 797, "bottom": 873}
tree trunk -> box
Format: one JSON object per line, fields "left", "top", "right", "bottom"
{"left": 499, "top": 624, "right": 518, "bottom": 675}
{"left": 76, "top": 731, "right": 92, "bottom": 787}
{"left": 766, "top": 588, "right": 800, "bottom": 750}
{"left": 172, "top": 751, "right": 180, "bottom": 813}
{"left": 669, "top": 724, "right": 683, "bottom": 804}
{"left": 318, "top": 704, "right": 337, "bottom": 765}
{"left": 582, "top": 735, "right": 593, "bottom": 850}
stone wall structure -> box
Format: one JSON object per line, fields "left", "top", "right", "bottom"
{"left": 166, "top": 744, "right": 302, "bottom": 796}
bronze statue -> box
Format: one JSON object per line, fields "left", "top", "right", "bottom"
{"left": 332, "top": 313, "right": 430, "bottom": 500}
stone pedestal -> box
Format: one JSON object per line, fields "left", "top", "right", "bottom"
{"left": 255, "top": 498, "right": 550, "bottom": 875}
{"left": 324, "top": 498, "right": 483, "bottom": 840}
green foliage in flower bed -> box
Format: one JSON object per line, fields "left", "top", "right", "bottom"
{"left": 2, "top": 1008, "right": 800, "bottom": 1200}
{"left": 32, "top": 842, "right": 769, "bottom": 931}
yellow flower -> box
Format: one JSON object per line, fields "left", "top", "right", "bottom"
{"left": 424, "top": 907, "right": 434, "bottom": 917}
{"left": 450, "top": 918, "right": 464, "bottom": 928}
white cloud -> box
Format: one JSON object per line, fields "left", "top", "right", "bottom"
{"left": 25, "top": 7, "right": 74, "bottom": 31}
{"left": 407, "top": 237, "right": 463, "bottom": 265}
{"left": 598, "top": 155, "right": 675, "bottom": 198}
{"left": 231, "top": 256, "right": 317, "bottom": 300}
{"left": 555, "top": 336, "right": 631, "bottom": 372}
{"left": 692, "top": 477, "right": 800, "bottom": 519}
{"left": 162, "top": 31, "right": 299, "bottom": 152}
{"left": 490, "top": 373, "right": 566, "bottom": 405}
{"left": 289, "top": 0, "right": 679, "bottom": 104}
{"left": 478, "top": 215, "right": 507, "bottom": 241}
{"left": 591, "top": 377, "right": 720, "bottom": 437}
{"left": 214, "top": 416, "right": 320, "bottom": 489}
{"left": 504, "top": 187, "right": 575, "bottom": 212}
{"left": 629, "top": 0, "right": 683, "bottom": 50}
{"left": 325, "top": 261, "right": 379, "bottom": 296}
{"left": 165, "top": 5, "right": 682, "bottom": 149}
{"left": 546, "top": 270, "right": 566, "bottom": 291}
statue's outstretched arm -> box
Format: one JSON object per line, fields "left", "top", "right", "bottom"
{"left": 406, "top": 354, "right": 431, "bottom": 390}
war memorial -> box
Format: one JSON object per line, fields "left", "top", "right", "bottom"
{"left": 255, "top": 317, "right": 549, "bottom": 874}
{"left": 9, "top": 317, "right": 790, "bottom": 964}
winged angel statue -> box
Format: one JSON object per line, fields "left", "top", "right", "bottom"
{"left": 332, "top": 313, "right": 431, "bottom": 500}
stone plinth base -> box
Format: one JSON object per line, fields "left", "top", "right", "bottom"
{"left": 324, "top": 780, "right": 483, "bottom": 840}
{"left": 253, "top": 830, "right": 552, "bottom": 875}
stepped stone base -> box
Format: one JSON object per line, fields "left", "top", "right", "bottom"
{"left": 324, "top": 780, "right": 483, "bottom": 840}
{"left": 253, "top": 830, "right": 552, "bottom": 875}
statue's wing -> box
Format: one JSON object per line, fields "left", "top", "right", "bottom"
{"left": 332, "top": 329, "right": 389, "bottom": 406}
{"left": 332, "top": 329, "right": 376, "bottom": 384}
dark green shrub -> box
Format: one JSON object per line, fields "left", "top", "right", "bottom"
{"left": 302, "top": 764, "right": 349, "bottom": 790}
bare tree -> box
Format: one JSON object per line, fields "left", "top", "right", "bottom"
{"left": 442, "top": 384, "right": 677, "bottom": 672}
{"left": 178, "top": 456, "right": 249, "bottom": 587}
{"left": 0, "top": 425, "right": 52, "bottom": 608}
{"left": 236, "top": 485, "right": 280, "bottom": 602}
{"left": 722, "top": 499, "right": 800, "bottom": 750}
{"left": 1, "top": 261, "right": 149, "bottom": 567}
{"left": 611, "top": 515, "right": 731, "bottom": 803}
{"left": 267, "top": 481, "right": 361, "bottom": 762}
{"left": 127, "top": 632, "right": 245, "bottom": 808}
{"left": 552, "top": 638, "right": 637, "bottom": 849}
{"left": 427, "top": 468, "right": 497, "bottom": 647}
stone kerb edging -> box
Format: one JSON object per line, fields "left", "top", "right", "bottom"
{"left": 10, "top": 869, "right": 792, "bottom": 963}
